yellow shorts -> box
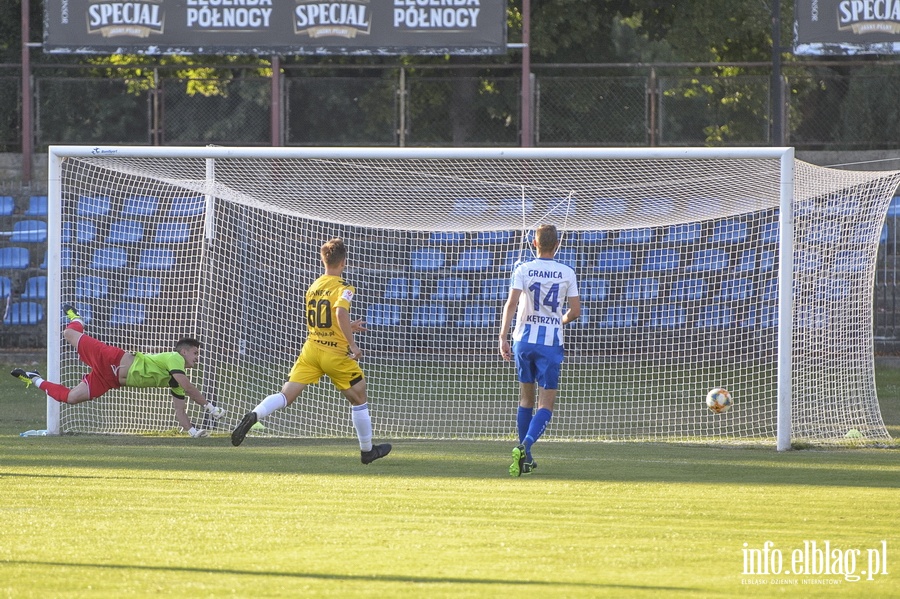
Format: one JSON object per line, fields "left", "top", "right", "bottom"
{"left": 288, "top": 341, "right": 364, "bottom": 391}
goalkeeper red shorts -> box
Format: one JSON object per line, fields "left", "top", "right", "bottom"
{"left": 76, "top": 334, "right": 126, "bottom": 399}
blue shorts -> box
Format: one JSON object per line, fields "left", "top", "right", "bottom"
{"left": 513, "top": 340, "right": 564, "bottom": 389}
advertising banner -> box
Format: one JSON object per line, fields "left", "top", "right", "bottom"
{"left": 44, "top": 0, "right": 507, "bottom": 55}
{"left": 794, "top": 0, "right": 900, "bottom": 55}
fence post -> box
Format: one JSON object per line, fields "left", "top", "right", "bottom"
{"left": 398, "top": 67, "right": 406, "bottom": 147}
{"left": 648, "top": 66, "right": 658, "bottom": 147}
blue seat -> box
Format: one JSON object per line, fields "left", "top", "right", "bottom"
{"left": 0, "top": 247, "right": 30, "bottom": 269}
{"left": 594, "top": 249, "right": 632, "bottom": 272}
{"left": 61, "top": 222, "right": 73, "bottom": 244}
{"left": 76, "top": 275, "right": 110, "bottom": 299}
{"left": 760, "top": 221, "right": 779, "bottom": 244}
{"left": 154, "top": 222, "right": 192, "bottom": 244}
{"left": 11, "top": 220, "right": 47, "bottom": 243}
{"left": 762, "top": 278, "right": 778, "bottom": 301}
{"left": 454, "top": 249, "right": 494, "bottom": 272}
{"left": 591, "top": 197, "right": 626, "bottom": 217}
{"left": 579, "top": 279, "right": 609, "bottom": 302}
{"left": 648, "top": 305, "right": 686, "bottom": 328}
{"left": 735, "top": 249, "right": 756, "bottom": 272}
{"left": 126, "top": 276, "right": 162, "bottom": 298}
{"left": 499, "top": 197, "right": 533, "bottom": 216}
{"left": 76, "top": 219, "right": 97, "bottom": 243}
{"left": 670, "top": 277, "right": 707, "bottom": 302}
{"left": 107, "top": 220, "right": 144, "bottom": 244}
{"left": 759, "top": 249, "right": 777, "bottom": 272}
{"left": 688, "top": 249, "right": 729, "bottom": 273}
{"left": 721, "top": 277, "right": 754, "bottom": 301}
{"left": 77, "top": 196, "right": 111, "bottom": 217}
{"left": 0, "top": 276, "right": 11, "bottom": 297}
{"left": 0, "top": 195, "right": 13, "bottom": 215}
{"left": 502, "top": 250, "right": 531, "bottom": 271}
{"left": 22, "top": 276, "right": 47, "bottom": 299}
{"left": 696, "top": 305, "right": 734, "bottom": 329}
{"left": 480, "top": 277, "right": 509, "bottom": 301}
{"left": 25, "top": 196, "right": 48, "bottom": 216}
{"left": 4, "top": 301, "right": 43, "bottom": 325}
{"left": 568, "top": 304, "right": 590, "bottom": 327}
{"left": 168, "top": 197, "right": 205, "bottom": 217}
{"left": 549, "top": 197, "right": 576, "bottom": 217}
{"left": 452, "top": 197, "right": 489, "bottom": 217}
{"left": 711, "top": 219, "right": 748, "bottom": 244}
{"left": 835, "top": 250, "right": 867, "bottom": 273}
{"left": 552, "top": 248, "right": 578, "bottom": 270}
{"left": 410, "top": 247, "right": 445, "bottom": 271}
{"left": 457, "top": 303, "right": 497, "bottom": 327}
{"left": 643, "top": 248, "right": 679, "bottom": 273}
{"left": 663, "top": 223, "right": 701, "bottom": 244}
{"left": 474, "top": 230, "right": 514, "bottom": 246}
{"left": 91, "top": 247, "right": 128, "bottom": 270}
{"left": 366, "top": 303, "right": 401, "bottom": 326}
{"left": 624, "top": 277, "right": 659, "bottom": 300}
{"left": 59, "top": 247, "right": 70, "bottom": 269}
{"left": 110, "top": 302, "right": 146, "bottom": 326}
{"left": 617, "top": 228, "right": 654, "bottom": 245}
{"left": 580, "top": 230, "right": 607, "bottom": 245}
{"left": 806, "top": 221, "right": 841, "bottom": 245}
{"left": 123, "top": 196, "right": 159, "bottom": 217}
{"left": 385, "top": 277, "right": 421, "bottom": 300}
{"left": 434, "top": 278, "right": 470, "bottom": 301}
{"left": 138, "top": 248, "right": 175, "bottom": 270}
{"left": 759, "top": 305, "right": 779, "bottom": 329}
{"left": 598, "top": 304, "right": 637, "bottom": 328}
{"left": 412, "top": 303, "right": 447, "bottom": 327}
{"left": 429, "top": 231, "right": 467, "bottom": 244}
{"left": 795, "top": 250, "right": 820, "bottom": 273}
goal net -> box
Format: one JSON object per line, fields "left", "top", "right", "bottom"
{"left": 45, "top": 147, "right": 900, "bottom": 447}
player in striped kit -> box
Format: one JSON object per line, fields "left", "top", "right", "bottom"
{"left": 498, "top": 224, "right": 581, "bottom": 476}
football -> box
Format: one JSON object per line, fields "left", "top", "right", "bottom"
{"left": 705, "top": 387, "right": 733, "bottom": 414}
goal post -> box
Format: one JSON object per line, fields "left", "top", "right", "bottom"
{"left": 45, "top": 146, "right": 900, "bottom": 448}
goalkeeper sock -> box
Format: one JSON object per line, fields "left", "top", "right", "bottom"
{"left": 351, "top": 403, "right": 373, "bottom": 452}
{"left": 39, "top": 380, "right": 69, "bottom": 403}
{"left": 523, "top": 408, "right": 553, "bottom": 454}
{"left": 254, "top": 393, "right": 287, "bottom": 419}
{"left": 516, "top": 406, "right": 533, "bottom": 443}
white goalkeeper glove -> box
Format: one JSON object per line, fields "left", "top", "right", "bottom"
{"left": 205, "top": 403, "right": 225, "bottom": 420}
{"left": 188, "top": 427, "right": 209, "bottom": 438}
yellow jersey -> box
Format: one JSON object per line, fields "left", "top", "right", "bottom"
{"left": 305, "top": 274, "right": 355, "bottom": 355}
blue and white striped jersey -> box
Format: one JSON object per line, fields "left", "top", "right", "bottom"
{"left": 510, "top": 257, "right": 579, "bottom": 346}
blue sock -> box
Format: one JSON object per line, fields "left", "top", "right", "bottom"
{"left": 516, "top": 406, "right": 533, "bottom": 444}
{"left": 523, "top": 408, "right": 553, "bottom": 458}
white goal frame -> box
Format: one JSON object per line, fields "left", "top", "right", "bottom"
{"left": 45, "top": 146, "right": 896, "bottom": 450}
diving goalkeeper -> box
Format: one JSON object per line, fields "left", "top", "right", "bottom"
{"left": 11, "top": 304, "right": 224, "bottom": 438}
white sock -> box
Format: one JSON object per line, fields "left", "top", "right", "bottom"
{"left": 31, "top": 376, "right": 46, "bottom": 388}
{"left": 352, "top": 403, "right": 373, "bottom": 451}
{"left": 254, "top": 393, "right": 287, "bottom": 420}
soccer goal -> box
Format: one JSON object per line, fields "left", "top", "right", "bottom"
{"left": 45, "top": 146, "right": 900, "bottom": 449}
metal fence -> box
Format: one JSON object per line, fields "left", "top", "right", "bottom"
{"left": 2, "top": 61, "right": 900, "bottom": 152}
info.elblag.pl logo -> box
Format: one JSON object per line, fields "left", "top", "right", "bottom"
{"left": 742, "top": 540, "right": 889, "bottom": 585}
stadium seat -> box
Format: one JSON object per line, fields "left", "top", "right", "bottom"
{"left": 168, "top": 196, "right": 205, "bottom": 217}
{"left": 76, "top": 219, "right": 97, "bottom": 243}
{"left": 579, "top": 279, "right": 609, "bottom": 302}
{"left": 696, "top": 305, "right": 734, "bottom": 329}
{"left": 4, "top": 301, "right": 44, "bottom": 325}
{"left": 760, "top": 221, "right": 779, "bottom": 244}
{"left": 110, "top": 302, "right": 146, "bottom": 326}
{"left": 501, "top": 249, "right": 532, "bottom": 270}
{"left": 795, "top": 250, "right": 820, "bottom": 273}
{"left": 77, "top": 195, "right": 111, "bottom": 217}
{"left": 10, "top": 220, "right": 48, "bottom": 243}
{"left": 624, "top": 277, "right": 659, "bottom": 301}
{"left": 568, "top": 304, "right": 590, "bottom": 327}
{"left": 434, "top": 277, "right": 470, "bottom": 301}
{"left": 452, "top": 197, "right": 489, "bottom": 217}
{"left": 22, "top": 276, "right": 47, "bottom": 300}
{"left": 107, "top": 220, "right": 144, "bottom": 244}
{"left": 735, "top": 249, "right": 756, "bottom": 272}
{"left": 0, "top": 276, "right": 11, "bottom": 297}
{"left": 761, "top": 278, "right": 778, "bottom": 302}
{"left": 412, "top": 303, "right": 447, "bottom": 327}
{"left": 720, "top": 277, "right": 754, "bottom": 301}
{"left": 385, "top": 277, "right": 421, "bottom": 300}
{"left": 480, "top": 277, "right": 509, "bottom": 301}
{"left": 670, "top": 277, "right": 707, "bottom": 302}
{"left": 59, "top": 247, "right": 70, "bottom": 269}
{"left": 499, "top": 197, "right": 533, "bottom": 216}
{"left": 0, "top": 247, "right": 30, "bottom": 269}
{"left": 591, "top": 197, "right": 626, "bottom": 217}
{"left": 597, "top": 303, "right": 637, "bottom": 328}
{"left": 61, "top": 222, "right": 73, "bottom": 244}
{"left": 410, "top": 247, "right": 445, "bottom": 271}
{"left": 759, "top": 249, "right": 776, "bottom": 272}
{"left": 473, "top": 230, "right": 514, "bottom": 246}
{"left": 806, "top": 221, "right": 841, "bottom": 245}
{"left": 710, "top": 219, "right": 748, "bottom": 244}
{"left": 548, "top": 197, "right": 576, "bottom": 217}
{"left": 428, "top": 231, "right": 467, "bottom": 244}
{"left": 138, "top": 248, "right": 175, "bottom": 270}
{"left": 123, "top": 195, "right": 159, "bottom": 217}
{"left": 617, "top": 227, "right": 654, "bottom": 245}
{"left": 647, "top": 304, "right": 686, "bottom": 328}
{"left": 457, "top": 303, "right": 497, "bottom": 327}
{"left": 25, "top": 195, "right": 48, "bottom": 216}
{"left": 91, "top": 247, "right": 128, "bottom": 270}
{"left": 758, "top": 305, "right": 778, "bottom": 329}
{"left": 553, "top": 247, "right": 579, "bottom": 270}
{"left": 594, "top": 249, "right": 632, "bottom": 272}
{"left": 579, "top": 230, "right": 607, "bottom": 245}
{"left": 76, "top": 275, "right": 110, "bottom": 299}
{"left": 688, "top": 249, "right": 729, "bottom": 273}
{"left": 126, "top": 276, "right": 162, "bottom": 298}
{"left": 366, "top": 303, "right": 401, "bottom": 327}
{"left": 642, "top": 248, "right": 680, "bottom": 273}
{"left": 154, "top": 221, "right": 192, "bottom": 244}
{"left": 453, "top": 249, "right": 493, "bottom": 272}
{"left": 0, "top": 195, "right": 13, "bottom": 215}
{"left": 663, "top": 223, "right": 701, "bottom": 244}
{"left": 835, "top": 250, "right": 868, "bottom": 273}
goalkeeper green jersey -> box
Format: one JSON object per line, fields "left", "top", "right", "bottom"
{"left": 125, "top": 351, "right": 187, "bottom": 398}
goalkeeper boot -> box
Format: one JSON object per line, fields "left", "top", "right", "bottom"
{"left": 11, "top": 368, "right": 41, "bottom": 388}
{"left": 521, "top": 457, "right": 538, "bottom": 475}
{"left": 509, "top": 443, "right": 527, "bottom": 477}
{"left": 361, "top": 443, "right": 392, "bottom": 465}
{"left": 61, "top": 303, "right": 82, "bottom": 323}
{"left": 231, "top": 411, "right": 258, "bottom": 446}
{"left": 188, "top": 427, "right": 209, "bottom": 438}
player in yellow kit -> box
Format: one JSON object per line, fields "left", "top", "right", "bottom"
{"left": 231, "top": 237, "right": 392, "bottom": 464}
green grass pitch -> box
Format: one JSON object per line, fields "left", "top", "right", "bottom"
{"left": 1, "top": 355, "right": 898, "bottom": 598}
